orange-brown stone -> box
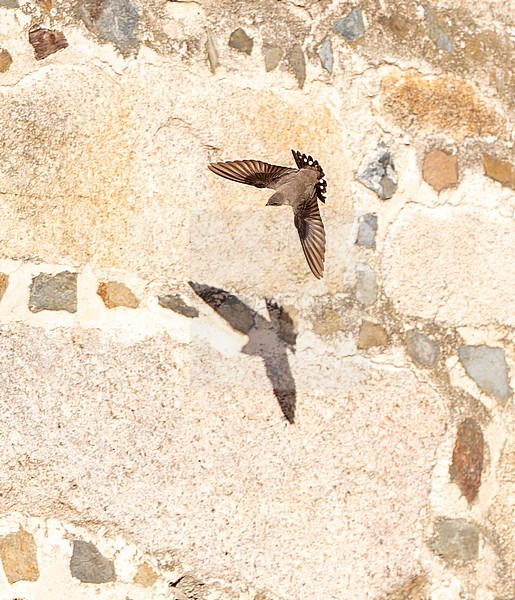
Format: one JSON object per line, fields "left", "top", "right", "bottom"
{"left": 358, "top": 320, "right": 388, "bottom": 349}
{"left": 482, "top": 153, "right": 515, "bottom": 190}
{"left": 97, "top": 281, "right": 139, "bottom": 309}
{"left": 422, "top": 150, "right": 459, "bottom": 192}
{"left": 0, "top": 528, "right": 40, "bottom": 584}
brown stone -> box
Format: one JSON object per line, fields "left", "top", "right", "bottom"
{"left": 288, "top": 44, "right": 306, "bottom": 88}
{"left": 0, "top": 528, "right": 40, "bottom": 584}
{"left": 97, "top": 281, "right": 139, "bottom": 308}
{"left": 133, "top": 562, "right": 158, "bottom": 587}
{"left": 29, "top": 27, "right": 68, "bottom": 60}
{"left": 263, "top": 43, "right": 283, "bottom": 72}
{"left": 382, "top": 72, "right": 503, "bottom": 138}
{"left": 482, "top": 153, "right": 515, "bottom": 190}
{"left": 358, "top": 320, "right": 388, "bottom": 349}
{"left": 0, "top": 272, "right": 8, "bottom": 301}
{"left": 386, "top": 574, "right": 427, "bottom": 599}
{"left": 228, "top": 28, "right": 253, "bottom": 55}
{"left": 0, "top": 49, "right": 12, "bottom": 73}
{"left": 422, "top": 150, "right": 459, "bottom": 192}
{"left": 449, "top": 418, "right": 484, "bottom": 504}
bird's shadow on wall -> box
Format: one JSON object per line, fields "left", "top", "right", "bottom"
{"left": 189, "top": 282, "right": 297, "bottom": 423}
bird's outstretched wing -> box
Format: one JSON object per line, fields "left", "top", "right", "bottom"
{"left": 291, "top": 150, "right": 327, "bottom": 203}
{"left": 294, "top": 192, "right": 326, "bottom": 279}
{"left": 208, "top": 159, "right": 296, "bottom": 190}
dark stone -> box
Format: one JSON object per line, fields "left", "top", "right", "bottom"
{"left": 0, "top": 49, "right": 13, "bottom": 73}
{"left": 459, "top": 345, "right": 510, "bottom": 400}
{"left": 333, "top": 8, "right": 365, "bottom": 42}
{"left": 405, "top": 330, "right": 440, "bottom": 368}
{"left": 432, "top": 519, "right": 479, "bottom": 563}
{"left": 425, "top": 7, "right": 454, "bottom": 53}
{"left": 288, "top": 44, "right": 306, "bottom": 88}
{"left": 228, "top": 28, "right": 253, "bottom": 55}
{"left": 78, "top": 0, "right": 139, "bottom": 55}
{"left": 356, "top": 213, "right": 378, "bottom": 248}
{"left": 70, "top": 540, "right": 115, "bottom": 583}
{"left": 29, "top": 272, "right": 77, "bottom": 314}
{"left": 28, "top": 27, "right": 68, "bottom": 60}
{"left": 262, "top": 43, "right": 283, "bottom": 72}
{"left": 317, "top": 37, "right": 333, "bottom": 73}
{"left": 158, "top": 294, "right": 199, "bottom": 318}
{"left": 450, "top": 418, "right": 484, "bottom": 504}
{"left": 356, "top": 142, "right": 398, "bottom": 199}
{"left": 0, "top": 273, "right": 8, "bottom": 301}
{"left": 482, "top": 153, "right": 515, "bottom": 190}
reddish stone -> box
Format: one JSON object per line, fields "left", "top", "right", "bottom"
{"left": 422, "top": 150, "right": 459, "bottom": 191}
{"left": 29, "top": 27, "right": 68, "bottom": 60}
{"left": 449, "top": 418, "right": 484, "bottom": 504}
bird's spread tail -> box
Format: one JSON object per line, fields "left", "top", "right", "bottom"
{"left": 291, "top": 150, "right": 327, "bottom": 203}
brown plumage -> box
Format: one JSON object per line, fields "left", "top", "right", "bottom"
{"left": 208, "top": 150, "right": 327, "bottom": 279}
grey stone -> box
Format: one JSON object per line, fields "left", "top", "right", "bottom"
{"left": 158, "top": 294, "right": 199, "bottom": 318}
{"left": 228, "top": 28, "right": 253, "bottom": 55}
{"left": 432, "top": 519, "right": 479, "bottom": 563}
{"left": 288, "top": 44, "right": 306, "bottom": 88}
{"left": 459, "top": 345, "right": 510, "bottom": 400}
{"left": 70, "top": 540, "right": 115, "bottom": 583}
{"left": 356, "top": 266, "right": 377, "bottom": 306}
{"left": 333, "top": 8, "right": 365, "bottom": 43}
{"left": 356, "top": 213, "right": 378, "bottom": 248}
{"left": 262, "top": 43, "right": 283, "bottom": 72}
{"left": 425, "top": 7, "right": 454, "bottom": 53}
{"left": 356, "top": 142, "right": 398, "bottom": 199}
{"left": 317, "top": 37, "right": 333, "bottom": 73}
{"left": 0, "top": 0, "right": 18, "bottom": 7}
{"left": 405, "top": 330, "right": 440, "bottom": 368}
{"left": 78, "top": 0, "right": 139, "bottom": 55}
{"left": 170, "top": 572, "right": 206, "bottom": 599}
{"left": 29, "top": 272, "right": 77, "bottom": 314}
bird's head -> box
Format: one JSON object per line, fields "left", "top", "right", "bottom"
{"left": 266, "top": 192, "right": 286, "bottom": 206}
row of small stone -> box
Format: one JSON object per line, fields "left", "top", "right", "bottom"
{"left": 0, "top": 270, "right": 198, "bottom": 318}
{"left": 0, "top": 529, "right": 157, "bottom": 588}
{"left": 356, "top": 140, "right": 514, "bottom": 202}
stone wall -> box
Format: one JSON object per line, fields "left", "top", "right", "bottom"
{"left": 0, "top": 0, "right": 513, "bottom": 598}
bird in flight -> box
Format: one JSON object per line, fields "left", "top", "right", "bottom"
{"left": 208, "top": 150, "right": 327, "bottom": 279}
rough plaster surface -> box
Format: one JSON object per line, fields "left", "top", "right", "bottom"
{"left": 0, "top": 325, "right": 446, "bottom": 599}
{"left": 0, "top": 0, "right": 513, "bottom": 598}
